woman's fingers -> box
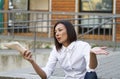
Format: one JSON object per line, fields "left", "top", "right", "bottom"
{"left": 91, "top": 47, "right": 109, "bottom": 55}
{"left": 100, "top": 46, "right": 107, "bottom": 49}
{"left": 100, "top": 47, "right": 109, "bottom": 55}
{"left": 23, "top": 50, "right": 27, "bottom": 56}
{"left": 23, "top": 50, "right": 32, "bottom": 59}
{"left": 96, "top": 50, "right": 109, "bottom": 55}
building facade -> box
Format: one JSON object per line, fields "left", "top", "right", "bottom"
{"left": 2, "top": 0, "right": 120, "bottom": 41}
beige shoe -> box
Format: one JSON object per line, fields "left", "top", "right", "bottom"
{"left": 4, "top": 41, "right": 27, "bottom": 54}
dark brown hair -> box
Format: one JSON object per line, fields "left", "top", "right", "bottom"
{"left": 53, "top": 20, "right": 77, "bottom": 51}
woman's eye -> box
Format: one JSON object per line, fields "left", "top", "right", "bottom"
{"left": 59, "top": 29, "right": 62, "bottom": 31}
{"left": 54, "top": 31, "right": 56, "bottom": 33}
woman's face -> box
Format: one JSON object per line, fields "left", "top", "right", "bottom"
{"left": 55, "top": 23, "right": 69, "bottom": 47}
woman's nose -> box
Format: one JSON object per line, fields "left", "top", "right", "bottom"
{"left": 56, "top": 32, "right": 59, "bottom": 36}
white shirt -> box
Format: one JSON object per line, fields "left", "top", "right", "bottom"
{"left": 43, "top": 41, "right": 93, "bottom": 79}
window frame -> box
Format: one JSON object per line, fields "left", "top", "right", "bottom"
{"left": 79, "top": 0, "right": 113, "bottom": 13}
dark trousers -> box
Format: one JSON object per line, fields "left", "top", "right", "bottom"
{"left": 84, "top": 72, "right": 98, "bottom": 79}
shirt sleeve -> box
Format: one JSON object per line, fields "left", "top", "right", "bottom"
{"left": 83, "top": 43, "right": 95, "bottom": 72}
{"left": 42, "top": 47, "right": 58, "bottom": 78}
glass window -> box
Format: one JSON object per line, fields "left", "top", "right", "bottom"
{"left": 79, "top": 15, "right": 112, "bottom": 35}
{"left": 30, "top": 0, "right": 48, "bottom": 10}
{"left": 9, "top": 0, "right": 28, "bottom": 10}
{"left": 8, "top": 0, "right": 29, "bottom": 33}
{"left": 8, "top": 0, "right": 28, "bottom": 21}
{"left": 79, "top": 0, "right": 113, "bottom": 35}
{"left": 81, "top": 15, "right": 112, "bottom": 28}
{"left": 80, "top": 0, "right": 113, "bottom": 12}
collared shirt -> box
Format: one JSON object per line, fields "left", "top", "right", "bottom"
{"left": 43, "top": 41, "right": 93, "bottom": 79}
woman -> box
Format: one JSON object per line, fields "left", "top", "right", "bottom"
{"left": 4, "top": 20, "right": 108, "bottom": 79}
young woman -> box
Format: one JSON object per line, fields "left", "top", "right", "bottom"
{"left": 4, "top": 20, "right": 108, "bottom": 79}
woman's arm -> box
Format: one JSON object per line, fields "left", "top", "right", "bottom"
{"left": 89, "top": 52, "right": 98, "bottom": 69}
{"left": 23, "top": 51, "right": 47, "bottom": 79}
{"left": 31, "top": 61, "right": 47, "bottom": 79}
{"left": 89, "top": 47, "right": 109, "bottom": 69}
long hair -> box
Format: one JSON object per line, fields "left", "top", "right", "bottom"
{"left": 53, "top": 20, "right": 77, "bottom": 51}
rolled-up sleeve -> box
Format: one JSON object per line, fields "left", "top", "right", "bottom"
{"left": 42, "top": 47, "right": 58, "bottom": 78}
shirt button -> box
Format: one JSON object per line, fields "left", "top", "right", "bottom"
{"left": 72, "top": 68, "right": 74, "bottom": 70}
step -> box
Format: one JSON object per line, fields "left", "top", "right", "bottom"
{"left": 0, "top": 49, "right": 51, "bottom": 73}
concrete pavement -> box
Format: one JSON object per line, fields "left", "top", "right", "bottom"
{"left": 0, "top": 35, "right": 120, "bottom": 79}
{"left": 0, "top": 48, "right": 120, "bottom": 79}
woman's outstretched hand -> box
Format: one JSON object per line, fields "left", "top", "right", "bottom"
{"left": 90, "top": 46, "right": 109, "bottom": 55}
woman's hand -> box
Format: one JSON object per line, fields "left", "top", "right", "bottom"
{"left": 23, "top": 50, "right": 34, "bottom": 63}
{"left": 90, "top": 46, "right": 109, "bottom": 55}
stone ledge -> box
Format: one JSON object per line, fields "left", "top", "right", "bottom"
{"left": 0, "top": 49, "right": 51, "bottom": 73}
{"left": 0, "top": 76, "right": 25, "bottom": 79}
{"left": 0, "top": 39, "right": 54, "bottom": 50}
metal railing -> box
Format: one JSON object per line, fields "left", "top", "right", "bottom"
{"left": 0, "top": 10, "right": 120, "bottom": 49}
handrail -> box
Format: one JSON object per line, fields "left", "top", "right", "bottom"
{"left": 80, "top": 17, "right": 114, "bottom": 36}
{"left": 0, "top": 11, "right": 120, "bottom": 49}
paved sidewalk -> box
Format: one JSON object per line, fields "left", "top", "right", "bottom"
{"left": 96, "top": 48, "right": 120, "bottom": 79}
{"left": 0, "top": 48, "right": 120, "bottom": 79}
